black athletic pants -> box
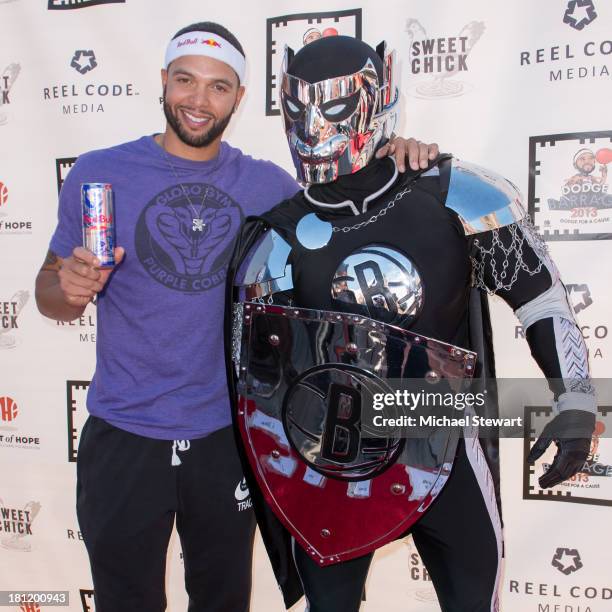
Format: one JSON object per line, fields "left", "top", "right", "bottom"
{"left": 76, "top": 416, "right": 256, "bottom": 612}
{"left": 293, "top": 439, "right": 501, "bottom": 612}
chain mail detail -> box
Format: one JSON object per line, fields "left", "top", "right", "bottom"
{"left": 516, "top": 215, "right": 559, "bottom": 280}
{"left": 231, "top": 302, "right": 244, "bottom": 373}
{"left": 471, "top": 217, "right": 547, "bottom": 294}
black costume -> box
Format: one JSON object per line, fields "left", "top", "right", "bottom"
{"left": 225, "top": 37, "right": 595, "bottom": 612}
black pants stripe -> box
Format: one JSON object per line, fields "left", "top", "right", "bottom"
{"left": 292, "top": 439, "right": 501, "bottom": 612}
{"left": 76, "top": 416, "right": 256, "bottom": 612}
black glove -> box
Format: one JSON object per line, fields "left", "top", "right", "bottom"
{"left": 527, "top": 409, "right": 596, "bottom": 489}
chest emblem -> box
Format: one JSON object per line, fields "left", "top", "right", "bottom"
{"left": 331, "top": 245, "right": 424, "bottom": 325}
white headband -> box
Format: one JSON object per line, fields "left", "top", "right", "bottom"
{"left": 573, "top": 148, "right": 593, "bottom": 165}
{"left": 164, "top": 31, "right": 246, "bottom": 83}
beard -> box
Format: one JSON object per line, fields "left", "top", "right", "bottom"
{"left": 163, "top": 94, "right": 234, "bottom": 148}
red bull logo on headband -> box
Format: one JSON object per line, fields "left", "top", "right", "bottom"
{"left": 177, "top": 37, "right": 198, "bottom": 48}
{"left": 165, "top": 31, "right": 245, "bottom": 81}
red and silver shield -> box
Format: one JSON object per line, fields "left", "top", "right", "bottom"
{"left": 234, "top": 303, "right": 476, "bottom": 565}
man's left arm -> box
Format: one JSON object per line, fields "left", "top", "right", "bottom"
{"left": 473, "top": 219, "right": 596, "bottom": 488}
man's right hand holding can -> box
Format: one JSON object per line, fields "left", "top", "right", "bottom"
{"left": 35, "top": 246, "right": 124, "bottom": 320}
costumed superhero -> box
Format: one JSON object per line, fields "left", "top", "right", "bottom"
{"left": 225, "top": 36, "right": 596, "bottom": 611}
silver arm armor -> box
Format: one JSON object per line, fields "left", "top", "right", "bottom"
{"left": 443, "top": 158, "right": 552, "bottom": 295}
{"left": 235, "top": 229, "right": 294, "bottom": 300}
{"left": 446, "top": 161, "right": 595, "bottom": 413}
{"left": 232, "top": 229, "right": 295, "bottom": 372}
{"left": 445, "top": 158, "right": 527, "bottom": 235}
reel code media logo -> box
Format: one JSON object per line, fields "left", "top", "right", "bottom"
{"left": 42, "top": 49, "right": 139, "bottom": 117}
{"left": 519, "top": 2, "right": 609, "bottom": 84}
{"left": 552, "top": 547, "right": 584, "bottom": 576}
{"left": 528, "top": 130, "right": 612, "bottom": 241}
{"left": 564, "top": 0, "right": 598, "bottom": 31}
{"left": 265, "top": 9, "right": 362, "bottom": 116}
{"left": 523, "top": 406, "right": 612, "bottom": 507}
{"left": 508, "top": 546, "right": 611, "bottom": 609}
{"left": 70, "top": 50, "right": 98, "bottom": 75}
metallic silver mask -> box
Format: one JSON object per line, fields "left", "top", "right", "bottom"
{"left": 280, "top": 42, "right": 399, "bottom": 184}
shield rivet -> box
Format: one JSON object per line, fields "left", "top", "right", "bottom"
{"left": 391, "top": 483, "right": 405, "bottom": 495}
{"left": 320, "top": 528, "right": 331, "bottom": 538}
{"left": 271, "top": 449, "right": 280, "bottom": 459}
{"left": 425, "top": 370, "right": 440, "bottom": 384}
{"left": 268, "top": 334, "right": 280, "bottom": 346}
{"left": 346, "top": 343, "right": 358, "bottom": 354}
{"left": 414, "top": 336, "right": 421, "bottom": 343}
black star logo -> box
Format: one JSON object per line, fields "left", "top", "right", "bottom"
{"left": 70, "top": 50, "right": 98, "bottom": 75}
{"left": 563, "top": 0, "right": 598, "bottom": 31}
{"left": 551, "top": 547, "right": 583, "bottom": 575}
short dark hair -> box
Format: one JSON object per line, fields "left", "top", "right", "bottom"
{"left": 172, "top": 22, "right": 245, "bottom": 57}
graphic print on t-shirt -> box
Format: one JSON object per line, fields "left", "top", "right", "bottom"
{"left": 135, "top": 183, "right": 243, "bottom": 292}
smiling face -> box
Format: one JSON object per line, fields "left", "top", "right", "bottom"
{"left": 162, "top": 55, "right": 244, "bottom": 151}
{"left": 575, "top": 151, "right": 596, "bottom": 174}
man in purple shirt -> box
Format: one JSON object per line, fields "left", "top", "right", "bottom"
{"left": 35, "top": 21, "right": 439, "bottom": 612}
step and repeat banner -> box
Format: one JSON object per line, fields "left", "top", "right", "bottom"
{"left": 1, "top": 1, "right": 611, "bottom": 611}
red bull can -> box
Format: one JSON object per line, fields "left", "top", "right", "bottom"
{"left": 81, "top": 183, "right": 115, "bottom": 267}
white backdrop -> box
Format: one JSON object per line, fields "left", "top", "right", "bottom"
{"left": 1, "top": 1, "right": 611, "bottom": 611}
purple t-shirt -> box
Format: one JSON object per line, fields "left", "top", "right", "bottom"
{"left": 50, "top": 135, "right": 298, "bottom": 439}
